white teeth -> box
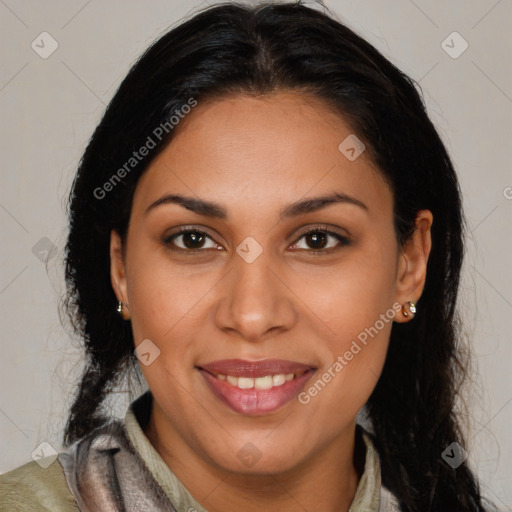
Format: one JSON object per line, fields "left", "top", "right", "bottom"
{"left": 254, "top": 375, "right": 273, "bottom": 390}
{"left": 238, "top": 377, "right": 254, "bottom": 389}
{"left": 226, "top": 375, "right": 238, "bottom": 386}
{"left": 272, "top": 374, "right": 286, "bottom": 386}
{"left": 217, "top": 373, "right": 296, "bottom": 389}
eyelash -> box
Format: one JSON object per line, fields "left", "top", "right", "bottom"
{"left": 163, "top": 225, "right": 350, "bottom": 255}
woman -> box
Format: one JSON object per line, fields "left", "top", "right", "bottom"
{"left": 0, "top": 1, "right": 492, "bottom": 511}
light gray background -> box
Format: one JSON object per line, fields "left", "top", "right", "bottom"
{"left": 1, "top": 0, "right": 511, "bottom": 508}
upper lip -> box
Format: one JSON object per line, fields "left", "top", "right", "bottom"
{"left": 198, "top": 358, "right": 315, "bottom": 378}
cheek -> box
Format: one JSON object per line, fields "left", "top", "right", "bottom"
{"left": 123, "top": 247, "right": 201, "bottom": 372}
{"left": 125, "top": 239, "right": 203, "bottom": 334}
{"left": 303, "top": 238, "right": 398, "bottom": 335}
{"left": 295, "top": 238, "right": 397, "bottom": 409}
{"left": 298, "top": 302, "right": 393, "bottom": 429}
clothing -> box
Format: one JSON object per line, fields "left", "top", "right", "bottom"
{"left": 0, "top": 391, "right": 402, "bottom": 511}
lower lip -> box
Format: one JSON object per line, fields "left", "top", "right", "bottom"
{"left": 198, "top": 369, "right": 315, "bottom": 415}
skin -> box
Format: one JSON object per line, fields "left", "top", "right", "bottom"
{"left": 110, "top": 91, "right": 432, "bottom": 512}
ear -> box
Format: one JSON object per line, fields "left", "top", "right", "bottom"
{"left": 394, "top": 209, "right": 433, "bottom": 323}
{"left": 110, "top": 229, "right": 130, "bottom": 320}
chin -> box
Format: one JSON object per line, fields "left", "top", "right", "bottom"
{"left": 205, "top": 438, "right": 310, "bottom": 476}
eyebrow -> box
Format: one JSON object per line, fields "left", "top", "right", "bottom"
{"left": 144, "top": 192, "right": 368, "bottom": 219}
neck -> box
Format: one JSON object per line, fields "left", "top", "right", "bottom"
{"left": 144, "top": 405, "right": 364, "bottom": 512}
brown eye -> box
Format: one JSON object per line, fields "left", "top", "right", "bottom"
{"left": 291, "top": 227, "right": 350, "bottom": 253}
{"left": 305, "top": 231, "right": 328, "bottom": 249}
{"left": 164, "top": 229, "right": 219, "bottom": 251}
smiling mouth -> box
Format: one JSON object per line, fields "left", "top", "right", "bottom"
{"left": 196, "top": 359, "right": 316, "bottom": 415}
{"left": 205, "top": 370, "right": 306, "bottom": 390}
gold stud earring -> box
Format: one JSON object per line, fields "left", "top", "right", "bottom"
{"left": 402, "top": 300, "right": 416, "bottom": 318}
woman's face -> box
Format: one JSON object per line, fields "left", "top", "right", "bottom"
{"left": 111, "top": 91, "right": 431, "bottom": 475}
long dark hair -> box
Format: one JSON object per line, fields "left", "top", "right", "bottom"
{"left": 63, "top": 2, "right": 489, "bottom": 510}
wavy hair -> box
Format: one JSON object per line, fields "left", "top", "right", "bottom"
{"left": 63, "top": 2, "right": 489, "bottom": 510}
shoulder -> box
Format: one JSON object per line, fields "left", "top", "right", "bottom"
{"left": 0, "top": 455, "right": 79, "bottom": 512}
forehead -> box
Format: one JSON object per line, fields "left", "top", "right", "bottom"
{"left": 132, "top": 92, "right": 392, "bottom": 222}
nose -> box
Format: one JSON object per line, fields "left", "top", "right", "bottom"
{"left": 214, "top": 249, "right": 297, "bottom": 343}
